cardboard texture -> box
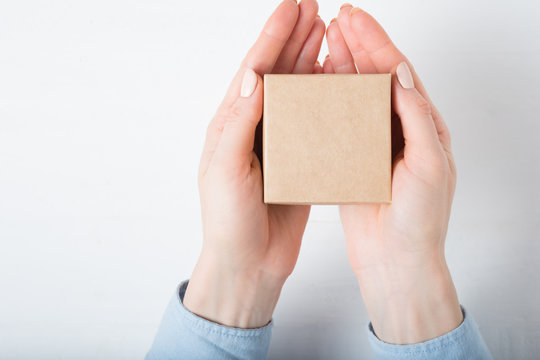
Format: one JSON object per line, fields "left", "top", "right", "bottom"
{"left": 263, "top": 74, "right": 391, "bottom": 204}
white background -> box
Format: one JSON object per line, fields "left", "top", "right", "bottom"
{"left": 1, "top": 0, "right": 539, "bottom": 359}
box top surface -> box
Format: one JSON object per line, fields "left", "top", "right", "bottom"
{"left": 263, "top": 74, "right": 392, "bottom": 204}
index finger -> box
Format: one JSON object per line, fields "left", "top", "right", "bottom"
{"left": 201, "top": 0, "right": 299, "bottom": 176}
{"left": 219, "top": 0, "right": 299, "bottom": 111}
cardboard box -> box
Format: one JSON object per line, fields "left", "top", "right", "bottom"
{"left": 263, "top": 74, "right": 391, "bottom": 204}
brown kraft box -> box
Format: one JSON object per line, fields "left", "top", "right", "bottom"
{"left": 262, "top": 74, "right": 392, "bottom": 204}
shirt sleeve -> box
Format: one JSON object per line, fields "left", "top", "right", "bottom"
{"left": 145, "top": 280, "right": 273, "bottom": 360}
{"left": 367, "top": 306, "right": 493, "bottom": 360}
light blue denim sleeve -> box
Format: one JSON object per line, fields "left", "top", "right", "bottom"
{"left": 147, "top": 281, "right": 491, "bottom": 360}
{"left": 367, "top": 306, "right": 493, "bottom": 360}
{"left": 145, "top": 280, "right": 273, "bottom": 360}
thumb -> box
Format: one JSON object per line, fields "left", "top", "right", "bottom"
{"left": 214, "top": 68, "right": 263, "bottom": 167}
{"left": 393, "top": 61, "right": 441, "bottom": 155}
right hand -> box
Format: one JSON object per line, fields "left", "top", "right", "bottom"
{"left": 183, "top": 0, "right": 325, "bottom": 329}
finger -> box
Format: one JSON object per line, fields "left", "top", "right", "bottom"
{"left": 336, "top": 4, "right": 377, "bottom": 73}
{"left": 342, "top": 8, "right": 431, "bottom": 99}
{"left": 340, "top": 8, "right": 451, "bottom": 151}
{"left": 272, "top": 0, "right": 319, "bottom": 74}
{"left": 393, "top": 62, "right": 441, "bottom": 156}
{"left": 201, "top": 0, "right": 299, "bottom": 175}
{"left": 323, "top": 54, "right": 335, "bottom": 73}
{"left": 214, "top": 69, "right": 263, "bottom": 169}
{"left": 220, "top": 0, "right": 299, "bottom": 109}
{"left": 313, "top": 61, "right": 323, "bottom": 74}
{"left": 292, "top": 17, "right": 326, "bottom": 74}
{"left": 326, "top": 19, "right": 356, "bottom": 74}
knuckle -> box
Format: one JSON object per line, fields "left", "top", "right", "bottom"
{"left": 229, "top": 102, "right": 245, "bottom": 119}
{"left": 432, "top": 105, "right": 443, "bottom": 120}
{"left": 197, "top": 169, "right": 204, "bottom": 187}
{"left": 447, "top": 151, "right": 458, "bottom": 181}
{"left": 415, "top": 96, "right": 431, "bottom": 115}
{"left": 428, "top": 152, "right": 447, "bottom": 172}
{"left": 224, "top": 103, "right": 260, "bottom": 127}
{"left": 205, "top": 117, "right": 225, "bottom": 138}
{"left": 420, "top": 148, "right": 449, "bottom": 173}
{"left": 442, "top": 126, "right": 452, "bottom": 143}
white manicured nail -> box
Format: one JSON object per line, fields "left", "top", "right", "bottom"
{"left": 240, "top": 68, "right": 257, "bottom": 97}
{"left": 396, "top": 61, "right": 414, "bottom": 89}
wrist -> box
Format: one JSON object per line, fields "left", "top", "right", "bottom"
{"left": 356, "top": 258, "right": 463, "bottom": 345}
{"left": 183, "top": 251, "right": 285, "bottom": 329}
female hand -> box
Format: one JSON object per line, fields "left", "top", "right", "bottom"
{"left": 325, "top": 5, "right": 463, "bottom": 344}
{"left": 183, "top": 0, "right": 325, "bottom": 329}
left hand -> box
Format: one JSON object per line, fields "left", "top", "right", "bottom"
{"left": 324, "top": 5, "right": 462, "bottom": 344}
{"left": 183, "top": 0, "right": 325, "bottom": 329}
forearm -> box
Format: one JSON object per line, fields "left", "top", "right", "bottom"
{"left": 146, "top": 249, "right": 287, "bottom": 360}
{"left": 356, "top": 256, "right": 463, "bottom": 345}
{"left": 183, "top": 251, "right": 285, "bottom": 329}
{"left": 357, "top": 255, "right": 492, "bottom": 359}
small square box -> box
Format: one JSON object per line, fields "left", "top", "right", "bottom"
{"left": 263, "top": 74, "right": 392, "bottom": 204}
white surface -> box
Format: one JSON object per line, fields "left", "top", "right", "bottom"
{"left": 1, "top": 0, "right": 539, "bottom": 359}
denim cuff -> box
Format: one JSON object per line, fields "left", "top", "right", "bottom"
{"left": 145, "top": 280, "right": 274, "bottom": 360}
{"left": 367, "top": 306, "right": 492, "bottom": 359}
{"left": 177, "top": 280, "right": 274, "bottom": 338}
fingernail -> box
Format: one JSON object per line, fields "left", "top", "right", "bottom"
{"left": 340, "top": 3, "right": 352, "bottom": 9}
{"left": 241, "top": 68, "right": 257, "bottom": 97}
{"left": 330, "top": 17, "right": 337, "bottom": 24}
{"left": 350, "top": 7, "right": 362, "bottom": 16}
{"left": 396, "top": 61, "right": 414, "bottom": 89}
